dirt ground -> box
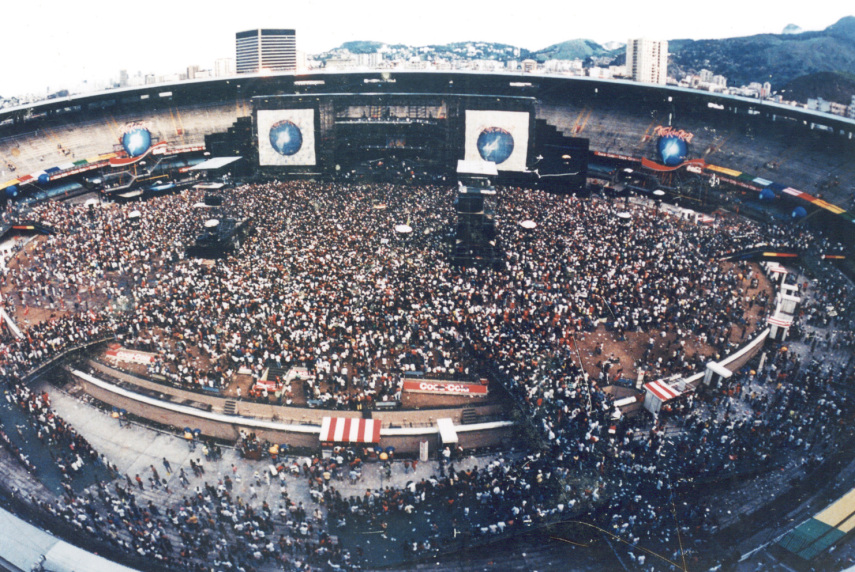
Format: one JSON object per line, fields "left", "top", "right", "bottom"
{"left": 2, "top": 234, "right": 773, "bottom": 404}
{"left": 2, "top": 236, "right": 70, "bottom": 328}
{"left": 568, "top": 260, "right": 773, "bottom": 386}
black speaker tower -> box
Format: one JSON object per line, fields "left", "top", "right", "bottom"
{"left": 532, "top": 119, "right": 589, "bottom": 195}
{"left": 451, "top": 184, "right": 498, "bottom": 266}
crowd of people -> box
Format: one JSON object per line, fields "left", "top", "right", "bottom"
{"left": 25, "top": 447, "right": 357, "bottom": 571}
{"left": 0, "top": 180, "right": 851, "bottom": 570}
{"left": 3, "top": 182, "right": 779, "bottom": 400}
{"left": 1, "top": 374, "right": 359, "bottom": 570}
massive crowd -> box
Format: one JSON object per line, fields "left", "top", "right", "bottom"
{"left": 4, "top": 182, "right": 778, "bottom": 399}
{"left": 0, "top": 180, "right": 852, "bottom": 570}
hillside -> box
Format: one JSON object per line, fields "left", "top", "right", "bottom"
{"left": 669, "top": 16, "right": 855, "bottom": 87}
{"left": 315, "top": 16, "right": 855, "bottom": 102}
{"left": 530, "top": 39, "right": 615, "bottom": 62}
{"left": 780, "top": 71, "right": 855, "bottom": 105}
{"left": 340, "top": 41, "right": 389, "bottom": 54}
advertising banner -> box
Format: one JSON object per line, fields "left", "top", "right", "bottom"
{"left": 402, "top": 380, "right": 489, "bottom": 396}
{"left": 464, "top": 110, "right": 530, "bottom": 172}
{"left": 257, "top": 109, "right": 316, "bottom": 166}
{"left": 105, "top": 347, "right": 157, "bottom": 365}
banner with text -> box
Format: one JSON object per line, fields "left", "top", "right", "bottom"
{"left": 402, "top": 379, "right": 489, "bottom": 396}
{"left": 106, "top": 347, "right": 157, "bottom": 365}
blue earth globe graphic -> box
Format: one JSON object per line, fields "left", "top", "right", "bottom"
{"left": 477, "top": 127, "right": 514, "bottom": 164}
{"left": 122, "top": 128, "right": 152, "bottom": 157}
{"left": 269, "top": 120, "right": 303, "bottom": 156}
{"left": 658, "top": 136, "right": 688, "bottom": 166}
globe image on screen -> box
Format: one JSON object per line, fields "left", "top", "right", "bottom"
{"left": 658, "top": 135, "right": 688, "bottom": 166}
{"left": 269, "top": 120, "right": 303, "bottom": 156}
{"left": 121, "top": 127, "right": 152, "bottom": 157}
{"left": 476, "top": 126, "right": 514, "bottom": 164}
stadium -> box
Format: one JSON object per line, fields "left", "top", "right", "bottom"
{"left": 0, "top": 70, "right": 854, "bottom": 571}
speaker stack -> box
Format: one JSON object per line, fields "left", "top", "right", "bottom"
{"left": 451, "top": 184, "right": 498, "bottom": 266}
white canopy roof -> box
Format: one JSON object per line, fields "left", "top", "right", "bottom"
{"left": 457, "top": 159, "right": 498, "bottom": 177}
{"left": 189, "top": 157, "right": 242, "bottom": 171}
{"left": 437, "top": 417, "right": 458, "bottom": 444}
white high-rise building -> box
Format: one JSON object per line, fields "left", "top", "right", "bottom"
{"left": 626, "top": 38, "right": 668, "bottom": 85}
{"left": 236, "top": 29, "right": 296, "bottom": 74}
{"left": 214, "top": 58, "right": 236, "bottom": 78}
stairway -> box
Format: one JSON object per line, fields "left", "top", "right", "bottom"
{"left": 267, "top": 366, "right": 289, "bottom": 381}
{"left": 223, "top": 400, "right": 237, "bottom": 415}
{"left": 460, "top": 408, "right": 478, "bottom": 425}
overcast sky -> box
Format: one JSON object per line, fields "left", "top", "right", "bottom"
{"left": 2, "top": 0, "right": 852, "bottom": 97}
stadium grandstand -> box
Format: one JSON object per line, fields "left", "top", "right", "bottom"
{"left": 0, "top": 70, "right": 854, "bottom": 572}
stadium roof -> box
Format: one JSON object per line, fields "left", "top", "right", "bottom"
{"left": 3, "top": 71, "right": 853, "bottom": 133}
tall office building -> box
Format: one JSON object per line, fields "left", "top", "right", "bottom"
{"left": 235, "top": 29, "right": 296, "bottom": 74}
{"left": 626, "top": 38, "right": 668, "bottom": 85}
{"left": 214, "top": 57, "right": 236, "bottom": 78}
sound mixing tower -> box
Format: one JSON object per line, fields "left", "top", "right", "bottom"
{"left": 451, "top": 183, "right": 498, "bottom": 267}
{"left": 451, "top": 160, "right": 499, "bottom": 267}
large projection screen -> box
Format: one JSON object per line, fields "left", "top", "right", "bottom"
{"left": 257, "top": 109, "right": 317, "bottom": 166}
{"left": 464, "top": 110, "right": 530, "bottom": 172}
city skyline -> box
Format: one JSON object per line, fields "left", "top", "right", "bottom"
{"left": 1, "top": 0, "right": 852, "bottom": 98}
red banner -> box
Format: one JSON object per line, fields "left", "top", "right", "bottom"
{"left": 641, "top": 157, "right": 706, "bottom": 172}
{"left": 106, "top": 347, "right": 157, "bottom": 365}
{"left": 109, "top": 141, "right": 168, "bottom": 166}
{"left": 402, "top": 380, "right": 489, "bottom": 396}
{"left": 254, "top": 379, "right": 281, "bottom": 392}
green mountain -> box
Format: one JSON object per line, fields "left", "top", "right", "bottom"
{"left": 780, "top": 71, "right": 855, "bottom": 105}
{"left": 339, "top": 41, "right": 387, "bottom": 54}
{"left": 323, "top": 40, "right": 533, "bottom": 61}
{"left": 319, "top": 17, "right": 855, "bottom": 102}
{"left": 530, "top": 39, "right": 615, "bottom": 62}
{"left": 669, "top": 16, "right": 855, "bottom": 88}
{"left": 426, "top": 41, "right": 532, "bottom": 59}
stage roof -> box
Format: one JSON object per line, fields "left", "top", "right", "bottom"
{"left": 189, "top": 157, "right": 242, "bottom": 171}
{"left": 457, "top": 160, "right": 498, "bottom": 177}
{"left": 194, "top": 182, "right": 226, "bottom": 190}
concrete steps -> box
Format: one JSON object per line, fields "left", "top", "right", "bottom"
{"left": 266, "top": 366, "right": 289, "bottom": 381}
{"left": 460, "top": 408, "right": 478, "bottom": 425}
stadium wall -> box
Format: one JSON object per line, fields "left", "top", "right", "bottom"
{"left": 1, "top": 71, "right": 853, "bottom": 206}
{"left": 79, "top": 361, "right": 511, "bottom": 453}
